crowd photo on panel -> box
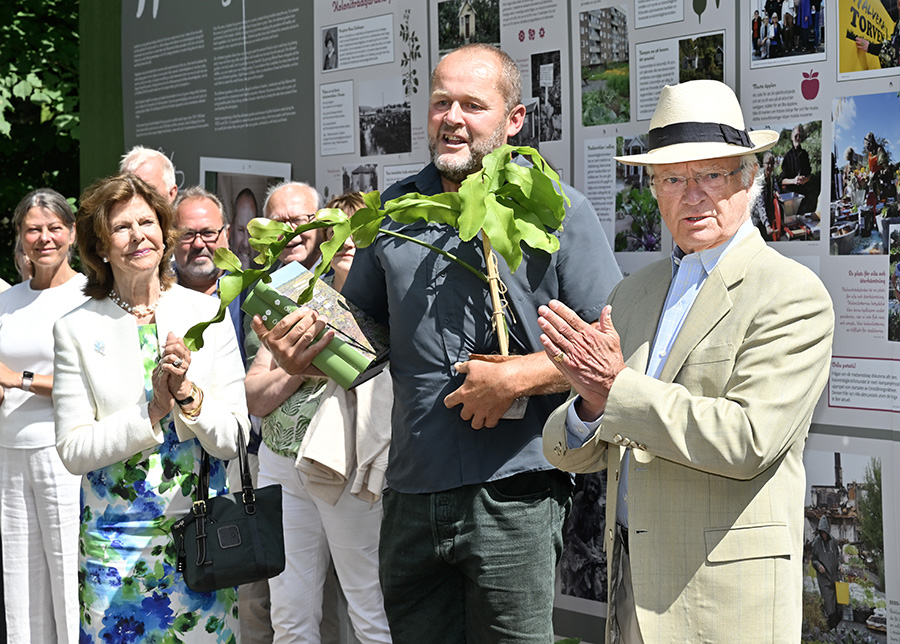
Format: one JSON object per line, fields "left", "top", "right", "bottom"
{"left": 752, "top": 1, "right": 825, "bottom": 60}
{"left": 0, "top": 33, "right": 843, "bottom": 644}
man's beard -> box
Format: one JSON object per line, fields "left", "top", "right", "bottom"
{"left": 429, "top": 121, "right": 508, "bottom": 184}
{"left": 179, "top": 249, "right": 221, "bottom": 282}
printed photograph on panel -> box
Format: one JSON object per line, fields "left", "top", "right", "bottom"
{"left": 749, "top": 0, "right": 827, "bottom": 68}
{"left": 801, "top": 449, "right": 887, "bottom": 641}
{"left": 614, "top": 135, "right": 661, "bottom": 253}
{"left": 531, "top": 50, "right": 562, "bottom": 142}
{"left": 207, "top": 176, "right": 278, "bottom": 270}
{"left": 559, "top": 472, "right": 608, "bottom": 603}
{"left": 342, "top": 163, "right": 378, "bottom": 194}
{"left": 889, "top": 223, "right": 900, "bottom": 341}
{"left": 678, "top": 32, "right": 724, "bottom": 82}
{"left": 751, "top": 119, "right": 822, "bottom": 243}
{"left": 323, "top": 27, "right": 339, "bottom": 71}
{"left": 831, "top": 92, "right": 899, "bottom": 255}
{"left": 508, "top": 99, "right": 540, "bottom": 149}
{"left": 579, "top": 6, "right": 630, "bottom": 127}
{"left": 839, "top": 0, "right": 899, "bottom": 79}
{"left": 436, "top": 0, "right": 501, "bottom": 55}
{"left": 358, "top": 77, "right": 412, "bottom": 157}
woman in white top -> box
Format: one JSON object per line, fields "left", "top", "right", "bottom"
{"left": 0, "top": 188, "right": 87, "bottom": 643}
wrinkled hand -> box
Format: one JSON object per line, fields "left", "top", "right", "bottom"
{"left": 537, "top": 301, "right": 625, "bottom": 421}
{"left": 443, "top": 358, "right": 520, "bottom": 430}
{"left": 251, "top": 307, "right": 333, "bottom": 376}
{"left": 160, "top": 332, "right": 192, "bottom": 399}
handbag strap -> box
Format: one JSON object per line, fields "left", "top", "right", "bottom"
{"left": 197, "top": 424, "right": 250, "bottom": 506}
{"left": 235, "top": 426, "right": 257, "bottom": 515}
{"left": 191, "top": 424, "right": 251, "bottom": 567}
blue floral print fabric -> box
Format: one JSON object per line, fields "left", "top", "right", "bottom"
{"left": 78, "top": 324, "right": 238, "bottom": 643}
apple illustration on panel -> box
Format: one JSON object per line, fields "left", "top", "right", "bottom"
{"left": 801, "top": 70, "right": 819, "bottom": 100}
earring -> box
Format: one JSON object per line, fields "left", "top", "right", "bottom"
{"left": 102, "top": 257, "right": 109, "bottom": 263}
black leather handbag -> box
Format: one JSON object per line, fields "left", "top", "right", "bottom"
{"left": 171, "top": 430, "right": 285, "bottom": 592}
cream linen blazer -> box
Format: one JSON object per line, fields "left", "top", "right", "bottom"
{"left": 544, "top": 233, "right": 834, "bottom": 644}
{"left": 53, "top": 284, "right": 250, "bottom": 475}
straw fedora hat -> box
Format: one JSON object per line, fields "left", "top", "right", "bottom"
{"left": 615, "top": 80, "right": 778, "bottom": 166}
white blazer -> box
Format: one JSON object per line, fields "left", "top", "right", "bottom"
{"left": 53, "top": 284, "right": 250, "bottom": 475}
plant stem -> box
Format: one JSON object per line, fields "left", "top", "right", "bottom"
{"left": 377, "top": 228, "right": 488, "bottom": 283}
{"left": 482, "top": 233, "right": 509, "bottom": 356}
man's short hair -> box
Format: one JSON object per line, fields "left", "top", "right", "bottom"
{"left": 262, "top": 181, "right": 324, "bottom": 217}
{"left": 119, "top": 145, "right": 177, "bottom": 191}
{"left": 433, "top": 44, "right": 522, "bottom": 115}
{"left": 174, "top": 186, "right": 228, "bottom": 228}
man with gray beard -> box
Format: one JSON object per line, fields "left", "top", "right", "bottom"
{"left": 258, "top": 44, "right": 619, "bottom": 643}
{"left": 172, "top": 186, "right": 245, "bottom": 359}
{"left": 173, "top": 186, "right": 269, "bottom": 642}
{"left": 336, "top": 44, "right": 620, "bottom": 643}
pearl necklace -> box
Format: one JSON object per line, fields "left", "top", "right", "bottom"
{"left": 109, "top": 289, "right": 160, "bottom": 317}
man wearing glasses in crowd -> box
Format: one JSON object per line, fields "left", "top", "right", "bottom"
{"left": 172, "top": 186, "right": 245, "bottom": 359}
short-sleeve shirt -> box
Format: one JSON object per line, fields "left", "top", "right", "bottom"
{"left": 341, "top": 161, "right": 621, "bottom": 493}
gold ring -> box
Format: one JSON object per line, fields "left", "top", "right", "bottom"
{"left": 553, "top": 351, "right": 565, "bottom": 364}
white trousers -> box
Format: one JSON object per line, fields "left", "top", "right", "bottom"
{"left": 0, "top": 445, "right": 81, "bottom": 644}
{"left": 258, "top": 443, "right": 391, "bottom": 644}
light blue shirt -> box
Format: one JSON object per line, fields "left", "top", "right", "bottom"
{"left": 565, "top": 222, "right": 757, "bottom": 527}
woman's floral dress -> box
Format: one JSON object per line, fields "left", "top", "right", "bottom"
{"left": 78, "top": 324, "right": 239, "bottom": 643}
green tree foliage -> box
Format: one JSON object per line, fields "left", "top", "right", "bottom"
{"left": 857, "top": 457, "right": 883, "bottom": 556}
{"left": 0, "top": 1, "right": 79, "bottom": 285}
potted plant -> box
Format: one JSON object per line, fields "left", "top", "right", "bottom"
{"left": 185, "top": 144, "right": 570, "bottom": 364}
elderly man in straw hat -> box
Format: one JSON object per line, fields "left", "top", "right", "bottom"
{"left": 539, "top": 80, "right": 834, "bottom": 644}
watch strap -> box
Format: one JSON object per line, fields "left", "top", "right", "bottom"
{"left": 21, "top": 371, "right": 34, "bottom": 392}
{"left": 176, "top": 383, "right": 198, "bottom": 406}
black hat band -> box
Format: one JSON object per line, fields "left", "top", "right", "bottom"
{"left": 648, "top": 121, "right": 753, "bottom": 151}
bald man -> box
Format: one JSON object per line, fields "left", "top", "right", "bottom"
{"left": 120, "top": 146, "right": 178, "bottom": 203}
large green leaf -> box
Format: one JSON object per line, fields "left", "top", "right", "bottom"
{"left": 348, "top": 207, "right": 388, "bottom": 248}
{"left": 502, "top": 161, "right": 567, "bottom": 229}
{"left": 482, "top": 193, "right": 521, "bottom": 271}
{"left": 511, "top": 204, "right": 561, "bottom": 256}
{"left": 480, "top": 144, "right": 512, "bottom": 193}
{"left": 386, "top": 192, "right": 462, "bottom": 227}
{"left": 458, "top": 174, "right": 488, "bottom": 240}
